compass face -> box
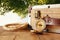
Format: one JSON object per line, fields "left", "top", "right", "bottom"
{"left": 36, "top": 19, "right": 46, "bottom": 32}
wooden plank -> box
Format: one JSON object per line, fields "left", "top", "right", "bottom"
{"left": 39, "top": 33, "right": 60, "bottom": 40}
{"left": 0, "top": 35, "right": 15, "bottom": 40}
{"left": 15, "top": 31, "right": 39, "bottom": 40}
{"left": 0, "top": 27, "right": 40, "bottom": 40}
{"left": 1, "top": 27, "right": 60, "bottom": 40}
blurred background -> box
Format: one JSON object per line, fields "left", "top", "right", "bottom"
{"left": 0, "top": 0, "right": 60, "bottom": 26}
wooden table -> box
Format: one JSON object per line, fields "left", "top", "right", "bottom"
{"left": 0, "top": 27, "right": 60, "bottom": 40}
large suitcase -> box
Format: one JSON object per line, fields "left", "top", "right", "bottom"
{"left": 30, "top": 4, "right": 60, "bottom": 33}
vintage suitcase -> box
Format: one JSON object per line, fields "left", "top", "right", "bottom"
{"left": 30, "top": 4, "right": 60, "bottom": 33}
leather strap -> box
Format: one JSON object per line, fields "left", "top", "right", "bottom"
{"left": 43, "top": 15, "right": 60, "bottom": 25}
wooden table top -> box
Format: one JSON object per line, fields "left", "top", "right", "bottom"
{"left": 0, "top": 27, "right": 60, "bottom": 40}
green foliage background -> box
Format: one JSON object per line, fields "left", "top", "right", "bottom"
{"left": 0, "top": 0, "right": 60, "bottom": 17}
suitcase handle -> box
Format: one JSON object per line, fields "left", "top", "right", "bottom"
{"left": 35, "top": 11, "right": 41, "bottom": 19}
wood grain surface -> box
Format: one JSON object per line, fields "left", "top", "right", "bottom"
{"left": 0, "top": 27, "right": 60, "bottom": 40}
